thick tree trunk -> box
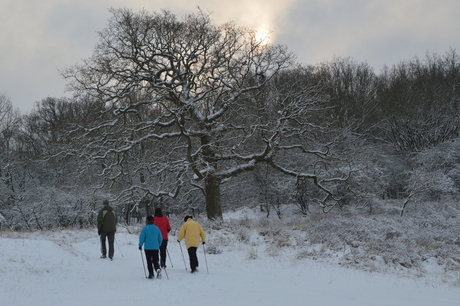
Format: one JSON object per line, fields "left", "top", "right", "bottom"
{"left": 205, "top": 174, "right": 223, "bottom": 220}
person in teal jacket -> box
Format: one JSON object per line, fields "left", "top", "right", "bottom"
{"left": 139, "top": 216, "right": 163, "bottom": 279}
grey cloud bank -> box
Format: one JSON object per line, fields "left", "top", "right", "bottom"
{"left": 1, "top": 0, "right": 459, "bottom": 113}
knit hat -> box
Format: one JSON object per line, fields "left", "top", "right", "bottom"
{"left": 154, "top": 208, "right": 163, "bottom": 217}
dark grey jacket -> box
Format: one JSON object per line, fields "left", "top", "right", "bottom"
{"left": 97, "top": 205, "right": 117, "bottom": 232}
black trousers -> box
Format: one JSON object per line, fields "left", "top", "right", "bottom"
{"left": 159, "top": 240, "right": 168, "bottom": 267}
{"left": 100, "top": 231, "right": 115, "bottom": 258}
{"left": 144, "top": 249, "right": 160, "bottom": 276}
{"left": 187, "top": 247, "right": 199, "bottom": 271}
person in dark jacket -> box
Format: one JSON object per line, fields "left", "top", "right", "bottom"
{"left": 97, "top": 199, "right": 117, "bottom": 260}
{"left": 139, "top": 215, "right": 163, "bottom": 279}
{"left": 153, "top": 208, "right": 171, "bottom": 269}
{"left": 177, "top": 215, "right": 206, "bottom": 273}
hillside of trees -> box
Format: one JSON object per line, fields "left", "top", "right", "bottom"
{"left": 2, "top": 8, "right": 460, "bottom": 230}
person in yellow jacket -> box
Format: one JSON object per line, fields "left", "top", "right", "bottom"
{"left": 177, "top": 215, "right": 206, "bottom": 273}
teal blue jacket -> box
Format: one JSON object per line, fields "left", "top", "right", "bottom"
{"left": 139, "top": 224, "right": 163, "bottom": 250}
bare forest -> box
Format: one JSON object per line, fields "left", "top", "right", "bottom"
{"left": 2, "top": 9, "right": 460, "bottom": 270}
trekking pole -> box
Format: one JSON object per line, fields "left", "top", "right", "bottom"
{"left": 162, "top": 266, "right": 169, "bottom": 280}
{"left": 203, "top": 243, "right": 209, "bottom": 274}
{"left": 115, "top": 237, "right": 124, "bottom": 257}
{"left": 139, "top": 249, "right": 147, "bottom": 278}
{"left": 166, "top": 248, "right": 174, "bottom": 268}
{"left": 178, "top": 241, "right": 187, "bottom": 270}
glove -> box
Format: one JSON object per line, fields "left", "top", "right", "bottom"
{"left": 98, "top": 230, "right": 101, "bottom": 236}
{"left": 139, "top": 247, "right": 142, "bottom": 250}
{"left": 202, "top": 242, "right": 205, "bottom": 245}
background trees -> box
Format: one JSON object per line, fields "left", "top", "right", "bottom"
{"left": 2, "top": 9, "right": 460, "bottom": 228}
{"left": 313, "top": 57, "right": 380, "bottom": 134}
{"left": 0, "top": 94, "right": 22, "bottom": 228}
{"left": 376, "top": 49, "right": 460, "bottom": 152}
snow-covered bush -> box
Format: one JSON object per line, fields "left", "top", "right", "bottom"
{"left": 1, "top": 187, "right": 100, "bottom": 230}
{"left": 193, "top": 200, "right": 460, "bottom": 283}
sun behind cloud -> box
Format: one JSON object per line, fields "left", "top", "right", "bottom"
{"left": 255, "top": 29, "right": 271, "bottom": 45}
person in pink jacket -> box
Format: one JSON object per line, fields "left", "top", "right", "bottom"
{"left": 153, "top": 208, "right": 171, "bottom": 269}
{"left": 177, "top": 215, "right": 206, "bottom": 273}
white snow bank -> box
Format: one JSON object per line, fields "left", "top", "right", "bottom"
{"left": 1, "top": 228, "right": 459, "bottom": 306}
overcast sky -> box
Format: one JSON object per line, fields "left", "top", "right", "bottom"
{"left": 2, "top": 0, "right": 460, "bottom": 113}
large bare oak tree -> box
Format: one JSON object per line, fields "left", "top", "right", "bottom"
{"left": 64, "top": 8, "right": 350, "bottom": 219}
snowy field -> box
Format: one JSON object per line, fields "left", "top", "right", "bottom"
{"left": 2, "top": 220, "right": 460, "bottom": 306}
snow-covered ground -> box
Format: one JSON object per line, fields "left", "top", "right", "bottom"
{"left": 1, "top": 219, "right": 460, "bottom": 306}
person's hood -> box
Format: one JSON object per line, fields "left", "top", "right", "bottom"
{"left": 154, "top": 211, "right": 163, "bottom": 217}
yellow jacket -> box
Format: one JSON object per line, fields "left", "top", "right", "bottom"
{"left": 177, "top": 218, "right": 206, "bottom": 249}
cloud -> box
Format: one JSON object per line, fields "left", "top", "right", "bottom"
{"left": 278, "top": 0, "right": 460, "bottom": 68}
{"left": 1, "top": 0, "right": 298, "bottom": 112}
{"left": 1, "top": 0, "right": 460, "bottom": 112}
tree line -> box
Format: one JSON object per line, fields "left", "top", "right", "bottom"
{"left": 2, "top": 8, "right": 460, "bottom": 229}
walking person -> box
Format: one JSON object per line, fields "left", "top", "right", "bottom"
{"left": 153, "top": 208, "right": 171, "bottom": 269}
{"left": 177, "top": 215, "right": 206, "bottom": 273}
{"left": 139, "top": 216, "right": 163, "bottom": 279}
{"left": 97, "top": 199, "right": 117, "bottom": 260}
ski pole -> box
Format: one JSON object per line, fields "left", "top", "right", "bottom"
{"left": 178, "top": 241, "right": 187, "bottom": 270}
{"left": 139, "top": 249, "right": 147, "bottom": 278}
{"left": 162, "top": 266, "right": 169, "bottom": 280}
{"left": 203, "top": 243, "right": 209, "bottom": 274}
{"left": 167, "top": 248, "right": 174, "bottom": 268}
{"left": 99, "top": 236, "right": 103, "bottom": 256}
{"left": 115, "top": 237, "right": 124, "bottom": 257}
